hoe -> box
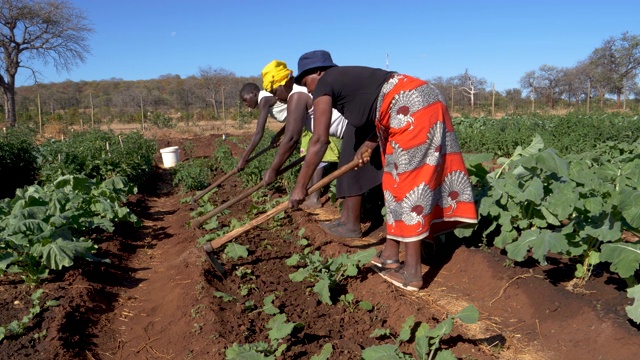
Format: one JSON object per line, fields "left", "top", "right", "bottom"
{"left": 202, "top": 151, "right": 369, "bottom": 276}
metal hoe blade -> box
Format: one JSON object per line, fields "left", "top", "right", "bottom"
{"left": 202, "top": 242, "right": 226, "bottom": 276}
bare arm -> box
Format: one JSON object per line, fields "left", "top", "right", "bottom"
{"left": 237, "top": 96, "right": 278, "bottom": 170}
{"left": 263, "top": 92, "right": 309, "bottom": 184}
{"left": 289, "top": 95, "right": 333, "bottom": 207}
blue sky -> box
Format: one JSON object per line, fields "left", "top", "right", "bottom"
{"left": 15, "top": 0, "right": 640, "bottom": 91}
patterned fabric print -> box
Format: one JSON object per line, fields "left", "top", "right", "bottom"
{"left": 439, "top": 170, "right": 475, "bottom": 212}
{"left": 384, "top": 190, "right": 402, "bottom": 228}
{"left": 375, "top": 74, "right": 478, "bottom": 242}
{"left": 383, "top": 121, "right": 457, "bottom": 181}
{"left": 388, "top": 83, "right": 445, "bottom": 130}
{"left": 400, "top": 183, "right": 435, "bottom": 230}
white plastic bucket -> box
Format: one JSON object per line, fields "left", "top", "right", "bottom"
{"left": 160, "top": 146, "right": 180, "bottom": 168}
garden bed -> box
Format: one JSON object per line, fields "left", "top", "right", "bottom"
{"left": 1, "top": 131, "right": 638, "bottom": 360}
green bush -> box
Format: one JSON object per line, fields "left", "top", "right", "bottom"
{"left": 172, "top": 158, "right": 214, "bottom": 192}
{"left": 37, "top": 129, "right": 157, "bottom": 187}
{"left": 454, "top": 112, "right": 640, "bottom": 157}
{"left": 0, "top": 127, "right": 39, "bottom": 199}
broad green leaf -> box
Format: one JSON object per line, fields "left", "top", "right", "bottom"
{"left": 359, "top": 301, "right": 373, "bottom": 311}
{"left": 289, "top": 268, "right": 310, "bottom": 282}
{"left": 214, "top": 291, "right": 235, "bottom": 302}
{"left": 517, "top": 177, "right": 544, "bottom": 204}
{"left": 524, "top": 149, "right": 570, "bottom": 177}
{"left": 434, "top": 349, "right": 457, "bottom": 360}
{"left": 494, "top": 229, "right": 518, "bottom": 249}
{"left": 415, "top": 324, "right": 429, "bottom": 360}
{"left": 463, "top": 153, "right": 494, "bottom": 166}
{"left": 14, "top": 219, "right": 49, "bottom": 235}
{"left": 285, "top": 254, "right": 300, "bottom": 266}
{"left": 262, "top": 295, "right": 280, "bottom": 315}
{"left": 454, "top": 224, "right": 476, "bottom": 238}
{"left": 539, "top": 206, "right": 561, "bottom": 226}
{"left": 600, "top": 242, "right": 640, "bottom": 278}
{"left": 506, "top": 229, "right": 570, "bottom": 264}
{"left": 313, "top": 279, "right": 332, "bottom": 305}
{"left": 455, "top": 304, "right": 479, "bottom": 324}
{"left": 350, "top": 248, "right": 376, "bottom": 264}
{"left": 616, "top": 188, "right": 640, "bottom": 228}
{"left": 583, "top": 196, "right": 605, "bottom": 214}
{"left": 544, "top": 180, "right": 578, "bottom": 220}
{"left": 506, "top": 229, "right": 540, "bottom": 261}
{"left": 426, "top": 318, "right": 454, "bottom": 339}
{"left": 267, "top": 313, "right": 301, "bottom": 342}
{"left": 520, "top": 134, "right": 544, "bottom": 156}
{"left": 369, "top": 328, "right": 390, "bottom": 338}
{"left": 225, "top": 243, "right": 249, "bottom": 260}
{"left": 361, "top": 344, "right": 403, "bottom": 360}
{"left": 581, "top": 212, "right": 622, "bottom": 242}
{"left": 225, "top": 343, "right": 272, "bottom": 359}
{"left": 625, "top": 284, "right": 640, "bottom": 324}
{"left": 310, "top": 343, "right": 333, "bottom": 360}
{"left": 398, "top": 316, "right": 415, "bottom": 342}
{"left": 0, "top": 253, "right": 18, "bottom": 270}
{"left": 31, "top": 239, "right": 94, "bottom": 270}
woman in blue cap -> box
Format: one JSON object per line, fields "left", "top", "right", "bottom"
{"left": 290, "top": 50, "right": 477, "bottom": 291}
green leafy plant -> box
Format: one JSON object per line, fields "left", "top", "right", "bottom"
{"left": 225, "top": 313, "right": 304, "bottom": 359}
{"left": 286, "top": 247, "right": 375, "bottom": 305}
{"left": 338, "top": 293, "right": 373, "bottom": 312}
{"left": 213, "top": 291, "right": 236, "bottom": 303}
{"left": 147, "top": 112, "right": 176, "bottom": 129}
{"left": 172, "top": 158, "right": 214, "bottom": 192}
{"left": 0, "top": 175, "right": 138, "bottom": 283}
{"left": 37, "top": 129, "right": 156, "bottom": 187}
{"left": 460, "top": 135, "right": 640, "bottom": 323}
{"left": 362, "top": 305, "right": 479, "bottom": 360}
{"left": 0, "top": 289, "right": 59, "bottom": 341}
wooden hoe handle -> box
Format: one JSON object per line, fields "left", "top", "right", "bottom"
{"left": 191, "top": 139, "right": 279, "bottom": 204}
{"left": 191, "top": 155, "right": 305, "bottom": 228}
{"left": 203, "top": 153, "right": 365, "bottom": 252}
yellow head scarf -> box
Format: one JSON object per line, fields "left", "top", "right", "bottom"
{"left": 262, "top": 60, "right": 292, "bottom": 92}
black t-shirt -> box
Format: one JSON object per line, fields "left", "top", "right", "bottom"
{"left": 312, "top": 66, "right": 394, "bottom": 128}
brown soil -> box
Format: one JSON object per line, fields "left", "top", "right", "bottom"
{"left": 1, "top": 128, "right": 639, "bottom": 360}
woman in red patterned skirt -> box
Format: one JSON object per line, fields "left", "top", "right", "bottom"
{"left": 289, "top": 50, "right": 478, "bottom": 291}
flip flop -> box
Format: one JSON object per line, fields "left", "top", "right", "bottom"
{"left": 318, "top": 220, "right": 362, "bottom": 238}
{"left": 370, "top": 251, "right": 400, "bottom": 269}
{"left": 373, "top": 265, "right": 423, "bottom": 292}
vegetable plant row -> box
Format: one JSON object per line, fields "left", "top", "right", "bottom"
{"left": 0, "top": 129, "right": 157, "bottom": 284}
{"left": 459, "top": 134, "right": 640, "bottom": 323}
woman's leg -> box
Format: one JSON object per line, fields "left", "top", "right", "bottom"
{"left": 379, "top": 238, "right": 400, "bottom": 262}
{"left": 338, "top": 195, "right": 362, "bottom": 232}
{"left": 402, "top": 240, "right": 423, "bottom": 278}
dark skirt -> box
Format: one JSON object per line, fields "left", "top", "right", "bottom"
{"left": 336, "top": 122, "right": 383, "bottom": 197}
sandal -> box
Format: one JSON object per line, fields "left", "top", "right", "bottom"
{"left": 318, "top": 220, "right": 362, "bottom": 238}
{"left": 370, "top": 251, "right": 400, "bottom": 269}
{"left": 373, "top": 265, "right": 423, "bottom": 292}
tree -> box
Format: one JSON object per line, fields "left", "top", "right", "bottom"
{"left": 197, "top": 66, "right": 235, "bottom": 118}
{"left": 537, "top": 64, "right": 564, "bottom": 109}
{"left": 0, "top": 0, "right": 93, "bottom": 127}
{"left": 587, "top": 32, "right": 640, "bottom": 107}
{"left": 520, "top": 70, "right": 539, "bottom": 112}
{"left": 458, "top": 69, "right": 481, "bottom": 113}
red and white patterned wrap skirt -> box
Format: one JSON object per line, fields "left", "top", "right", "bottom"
{"left": 375, "top": 74, "right": 478, "bottom": 242}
